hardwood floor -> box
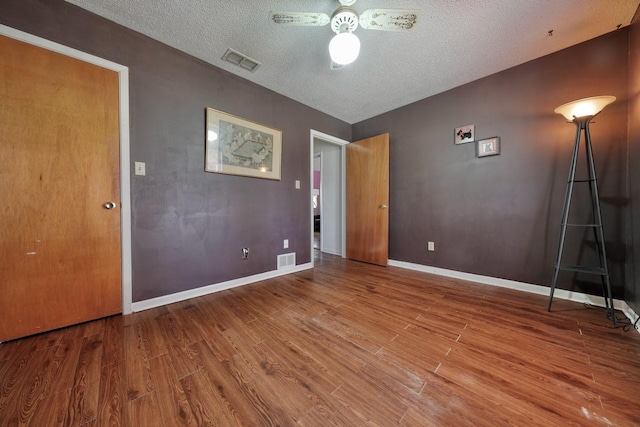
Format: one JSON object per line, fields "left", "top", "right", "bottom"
{"left": 1, "top": 254, "right": 639, "bottom": 426}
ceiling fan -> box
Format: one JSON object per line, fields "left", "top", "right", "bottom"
{"left": 269, "top": 0, "right": 418, "bottom": 69}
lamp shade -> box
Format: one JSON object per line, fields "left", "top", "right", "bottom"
{"left": 329, "top": 32, "right": 360, "bottom": 65}
{"left": 554, "top": 96, "right": 616, "bottom": 121}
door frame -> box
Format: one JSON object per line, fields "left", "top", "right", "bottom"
{"left": 309, "top": 130, "right": 349, "bottom": 265}
{"left": 0, "top": 24, "right": 133, "bottom": 315}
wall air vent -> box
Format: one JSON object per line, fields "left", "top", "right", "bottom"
{"left": 221, "top": 48, "right": 261, "bottom": 72}
{"left": 277, "top": 252, "right": 296, "bottom": 270}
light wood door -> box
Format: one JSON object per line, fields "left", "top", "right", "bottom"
{"left": 0, "top": 35, "right": 122, "bottom": 342}
{"left": 346, "top": 133, "right": 389, "bottom": 266}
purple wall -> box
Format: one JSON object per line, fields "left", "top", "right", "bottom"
{"left": 314, "top": 171, "right": 321, "bottom": 190}
{"left": 0, "top": 0, "right": 351, "bottom": 301}
{"left": 353, "top": 30, "right": 630, "bottom": 298}
{"left": 2, "top": 1, "right": 638, "bottom": 306}
{"left": 627, "top": 10, "right": 640, "bottom": 313}
{"left": 313, "top": 170, "right": 320, "bottom": 216}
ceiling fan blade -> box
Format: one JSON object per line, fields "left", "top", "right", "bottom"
{"left": 359, "top": 9, "right": 418, "bottom": 31}
{"left": 269, "top": 11, "right": 330, "bottom": 26}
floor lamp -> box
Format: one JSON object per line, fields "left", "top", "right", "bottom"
{"left": 547, "top": 95, "right": 617, "bottom": 327}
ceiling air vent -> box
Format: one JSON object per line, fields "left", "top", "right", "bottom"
{"left": 222, "top": 48, "right": 261, "bottom": 72}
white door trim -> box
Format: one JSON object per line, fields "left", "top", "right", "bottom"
{"left": 309, "top": 130, "right": 349, "bottom": 266}
{"left": 0, "top": 24, "right": 133, "bottom": 315}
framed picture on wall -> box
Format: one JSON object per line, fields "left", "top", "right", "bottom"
{"left": 205, "top": 108, "right": 282, "bottom": 180}
{"left": 454, "top": 124, "right": 475, "bottom": 144}
{"left": 477, "top": 137, "right": 500, "bottom": 157}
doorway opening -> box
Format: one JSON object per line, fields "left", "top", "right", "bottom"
{"left": 313, "top": 153, "right": 321, "bottom": 251}
{"left": 309, "top": 130, "right": 349, "bottom": 266}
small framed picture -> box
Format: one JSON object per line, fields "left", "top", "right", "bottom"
{"left": 454, "top": 124, "right": 475, "bottom": 145}
{"left": 477, "top": 137, "right": 500, "bottom": 157}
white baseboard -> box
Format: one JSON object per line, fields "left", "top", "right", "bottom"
{"left": 132, "top": 262, "right": 313, "bottom": 313}
{"left": 321, "top": 247, "right": 342, "bottom": 256}
{"left": 389, "top": 259, "right": 639, "bottom": 334}
{"left": 621, "top": 305, "right": 640, "bottom": 332}
{"left": 129, "top": 257, "right": 639, "bottom": 334}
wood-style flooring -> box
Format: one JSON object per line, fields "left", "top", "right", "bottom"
{"left": 1, "top": 253, "right": 639, "bottom": 426}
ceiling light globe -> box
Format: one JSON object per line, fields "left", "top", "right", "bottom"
{"left": 329, "top": 32, "right": 360, "bottom": 65}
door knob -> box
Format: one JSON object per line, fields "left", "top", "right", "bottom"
{"left": 379, "top": 204, "right": 388, "bottom": 209}
{"left": 104, "top": 201, "right": 117, "bottom": 210}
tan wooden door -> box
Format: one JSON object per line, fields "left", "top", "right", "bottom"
{"left": 346, "top": 133, "right": 389, "bottom": 266}
{"left": 0, "top": 35, "right": 122, "bottom": 342}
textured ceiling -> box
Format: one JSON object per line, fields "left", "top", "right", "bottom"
{"left": 65, "top": 0, "right": 639, "bottom": 124}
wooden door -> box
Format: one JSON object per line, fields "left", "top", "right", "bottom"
{"left": 346, "top": 133, "right": 389, "bottom": 266}
{"left": 0, "top": 35, "right": 122, "bottom": 342}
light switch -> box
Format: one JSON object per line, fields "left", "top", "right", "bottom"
{"left": 135, "top": 161, "right": 146, "bottom": 176}
{"left": 295, "top": 180, "right": 301, "bottom": 189}
{"left": 284, "top": 239, "right": 289, "bottom": 249}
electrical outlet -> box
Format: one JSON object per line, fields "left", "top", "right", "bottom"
{"left": 134, "top": 161, "right": 146, "bottom": 176}
{"left": 284, "top": 239, "right": 289, "bottom": 249}
{"left": 242, "top": 247, "right": 249, "bottom": 259}
{"left": 428, "top": 241, "right": 435, "bottom": 251}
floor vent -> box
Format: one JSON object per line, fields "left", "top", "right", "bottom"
{"left": 221, "top": 48, "right": 261, "bottom": 72}
{"left": 277, "top": 252, "right": 296, "bottom": 270}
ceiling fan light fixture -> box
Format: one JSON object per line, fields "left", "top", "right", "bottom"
{"left": 329, "top": 31, "right": 360, "bottom": 65}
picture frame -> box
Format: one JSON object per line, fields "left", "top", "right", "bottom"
{"left": 205, "top": 108, "right": 282, "bottom": 180}
{"left": 454, "top": 124, "right": 475, "bottom": 145}
{"left": 477, "top": 137, "right": 500, "bottom": 157}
